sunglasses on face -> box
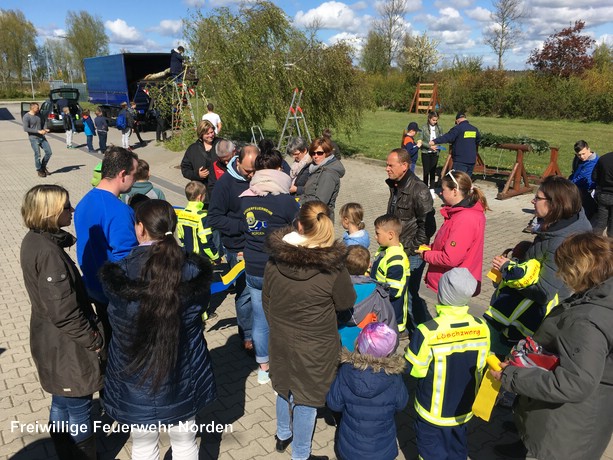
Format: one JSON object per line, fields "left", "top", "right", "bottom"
{"left": 311, "top": 150, "right": 326, "bottom": 156}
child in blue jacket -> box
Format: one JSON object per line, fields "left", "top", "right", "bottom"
{"left": 327, "top": 322, "right": 408, "bottom": 460}
{"left": 82, "top": 109, "right": 96, "bottom": 152}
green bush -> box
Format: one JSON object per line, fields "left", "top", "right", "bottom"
{"left": 364, "top": 73, "right": 413, "bottom": 111}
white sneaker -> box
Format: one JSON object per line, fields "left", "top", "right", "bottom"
{"left": 257, "top": 369, "right": 270, "bottom": 385}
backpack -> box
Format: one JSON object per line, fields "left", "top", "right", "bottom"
{"left": 116, "top": 112, "right": 127, "bottom": 130}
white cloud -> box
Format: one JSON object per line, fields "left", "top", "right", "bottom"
{"left": 352, "top": 1, "right": 368, "bottom": 10}
{"left": 152, "top": 19, "right": 183, "bottom": 36}
{"left": 105, "top": 19, "right": 142, "bottom": 45}
{"left": 52, "top": 29, "right": 67, "bottom": 37}
{"left": 184, "top": 0, "right": 205, "bottom": 6}
{"left": 466, "top": 6, "right": 491, "bottom": 22}
{"left": 294, "top": 1, "right": 364, "bottom": 32}
{"left": 434, "top": 0, "right": 473, "bottom": 8}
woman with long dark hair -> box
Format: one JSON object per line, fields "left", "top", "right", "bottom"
{"left": 485, "top": 175, "right": 592, "bottom": 355}
{"left": 20, "top": 185, "right": 103, "bottom": 459}
{"left": 100, "top": 199, "right": 216, "bottom": 459}
{"left": 491, "top": 232, "right": 613, "bottom": 460}
{"left": 420, "top": 110, "right": 443, "bottom": 187}
{"left": 263, "top": 201, "right": 356, "bottom": 460}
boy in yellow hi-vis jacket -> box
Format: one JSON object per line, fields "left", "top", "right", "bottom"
{"left": 405, "top": 268, "right": 490, "bottom": 460}
{"left": 176, "top": 181, "right": 219, "bottom": 262}
{"left": 370, "top": 214, "right": 410, "bottom": 333}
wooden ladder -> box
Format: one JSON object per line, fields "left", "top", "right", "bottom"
{"left": 409, "top": 82, "right": 439, "bottom": 114}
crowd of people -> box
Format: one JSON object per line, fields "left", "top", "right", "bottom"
{"left": 18, "top": 107, "right": 613, "bottom": 460}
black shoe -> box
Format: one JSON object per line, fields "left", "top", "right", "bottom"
{"left": 494, "top": 440, "right": 528, "bottom": 459}
{"left": 307, "top": 455, "right": 329, "bottom": 460}
{"left": 37, "top": 169, "right": 46, "bottom": 177}
{"left": 275, "top": 435, "right": 292, "bottom": 452}
{"left": 74, "top": 435, "right": 97, "bottom": 460}
{"left": 43, "top": 167, "right": 51, "bottom": 176}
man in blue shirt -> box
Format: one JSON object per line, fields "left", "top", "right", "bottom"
{"left": 75, "top": 146, "right": 139, "bottom": 337}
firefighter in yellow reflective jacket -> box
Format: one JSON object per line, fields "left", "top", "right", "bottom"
{"left": 370, "top": 215, "right": 410, "bottom": 332}
{"left": 405, "top": 268, "right": 490, "bottom": 460}
{"left": 176, "top": 181, "right": 219, "bottom": 262}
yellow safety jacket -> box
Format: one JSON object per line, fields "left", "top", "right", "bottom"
{"left": 485, "top": 259, "right": 558, "bottom": 340}
{"left": 405, "top": 305, "right": 490, "bottom": 426}
{"left": 371, "top": 244, "right": 410, "bottom": 331}
{"left": 176, "top": 201, "right": 219, "bottom": 261}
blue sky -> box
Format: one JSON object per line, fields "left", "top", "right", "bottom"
{"left": 6, "top": 0, "right": 613, "bottom": 70}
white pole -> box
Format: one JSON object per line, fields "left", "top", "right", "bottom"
{"left": 27, "top": 54, "right": 35, "bottom": 100}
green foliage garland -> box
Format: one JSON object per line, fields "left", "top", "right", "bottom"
{"left": 479, "top": 132, "right": 550, "bottom": 154}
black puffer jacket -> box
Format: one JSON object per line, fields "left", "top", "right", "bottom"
{"left": 386, "top": 170, "right": 435, "bottom": 253}
{"left": 501, "top": 276, "right": 613, "bottom": 460}
{"left": 20, "top": 230, "right": 104, "bottom": 397}
{"left": 99, "top": 247, "right": 216, "bottom": 425}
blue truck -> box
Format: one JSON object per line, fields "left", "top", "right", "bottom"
{"left": 83, "top": 53, "right": 171, "bottom": 129}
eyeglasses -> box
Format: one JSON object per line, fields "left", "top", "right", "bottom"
{"left": 532, "top": 195, "right": 549, "bottom": 202}
{"left": 311, "top": 150, "right": 326, "bottom": 156}
{"left": 446, "top": 169, "right": 459, "bottom": 188}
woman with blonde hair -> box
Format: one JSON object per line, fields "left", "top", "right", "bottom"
{"left": 417, "top": 170, "right": 489, "bottom": 295}
{"left": 20, "top": 185, "right": 103, "bottom": 459}
{"left": 263, "top": 201, "right": 356, "bottom": 460}
{"left": 491, "top": 232, "right": 613, "bottom": 460}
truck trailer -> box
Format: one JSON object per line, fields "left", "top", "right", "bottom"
{"left": 84, "top": 53, "right": 172, "bottom": 128}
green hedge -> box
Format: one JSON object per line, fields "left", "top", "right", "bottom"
{"left": 364, "top": 68, "right": 613, "bottom": 123}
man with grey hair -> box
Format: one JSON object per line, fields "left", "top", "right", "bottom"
{"left": 23, "top": 102, "right": 53, "bottom": 177}
{"left": 208, "top": 144, "right": 259, "bottom": 352}
{"left": 286, "top": 136, "right": 311, "bottom": 196}
{"left": 207, "top": 138, "right": 235, "bottom": 197}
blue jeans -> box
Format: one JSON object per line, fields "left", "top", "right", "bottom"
{"left": 226, "top": 251, "right": 252, "bottom": 341}
{"left": 276, "top": 394, "right": 317, "bottom": 460}
{"left": 29, "top": 136, "right": 53, "bottom": 171}
{"left": 86, "top": 135, "right": 94, "bottom": 152}
{"left": 98, "top": 131, "right": 107, "bottom": 152}
{"left": 49, "top": 395, "right": 93, "bottom": 443}
{"left": 246, "top": 274, "right": 269, "bottom": 364}
{"left": 452, "top": 161, "right": 474, "bottom": 177}
{"left": 408, "top": 255, "right": 432, "bottom": 333}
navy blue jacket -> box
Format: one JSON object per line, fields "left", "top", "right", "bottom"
{"left": 326, "top": 350, "right": 408, "bottom": 460}
{"left": 433, "top": 120, "right": 481, "bottom": 165}
{"left": 207, "top": 157, "right": 250, "bottom": 252}
{"left": 240, "top": 193, "right": 299, "bottom": 278}
{"left": 170, "top": 49, "right": 184, "bottom": 75}
{"left": 99, "top": 247, "right": 216, "bottom": 425}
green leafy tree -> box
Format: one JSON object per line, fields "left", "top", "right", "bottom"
{"left": 43, "top": 39, "right": 76, "bottom": 81}
{"left": 398, "top": 32, "right": 440, "bottom": 81}
{"left": 592, "top": 42, "right": 613, "bottom": 72}
{"left": 65, "top": 11, "right": 109, "bottom": 81}
{"left": 372, "top": 0, "right": 408, "bottom": 68}
{"left": 527, "top": 20, "right": 595, "bottom": 77}
{"left": 0, "top": 9, "right": 37, "bottom": 88}
{"left": 361, "top": 31, "right": 389, "bottom": 74}
{"left": 184, "top": 1, "right": 368, "bottom": 137}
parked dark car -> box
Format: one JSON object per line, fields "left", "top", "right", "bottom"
{"left": 22, "top": 88, "right": 84, "bottom": 132}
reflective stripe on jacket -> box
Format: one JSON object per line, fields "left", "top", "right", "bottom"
{"left": 371, "top": 244, "right": 410, "bottom": 331}
{"left": 405, "top": 305, "right": 490, "bottom": 426}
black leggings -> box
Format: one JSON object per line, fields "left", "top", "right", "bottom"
{"left": 421, "top": 152, "right": 439, "bottom": 187}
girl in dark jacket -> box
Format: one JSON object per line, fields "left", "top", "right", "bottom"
{"left": 20, "top": 185, "right": 103, "bottom": 460}
{"left": 327, "top": 322, "right": 408, "bottom": 460}
{"left": 99, "top": 199, "right": 216, "bottom": 459}
{"left": 263, "top": 201, "right": 356, "bottom": 460}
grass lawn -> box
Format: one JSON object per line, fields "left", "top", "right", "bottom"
{"left": 332, "top": 110, "right": 613, "bottom": 178}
